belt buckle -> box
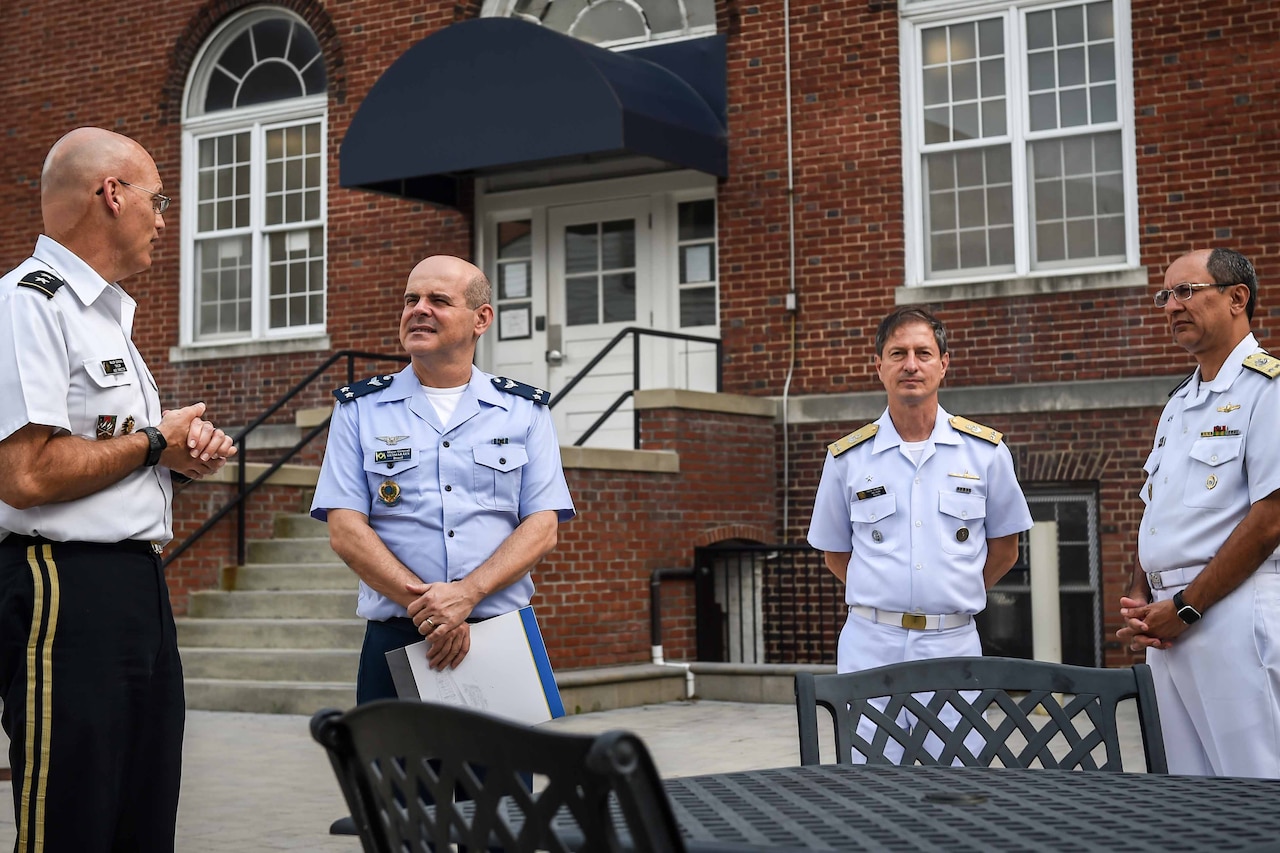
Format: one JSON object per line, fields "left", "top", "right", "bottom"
{"left": 1147, "top": 572, "right": 1164, "bottom": 591}
{"left": 901, "top": 613, "right": 927, "bottom": 630}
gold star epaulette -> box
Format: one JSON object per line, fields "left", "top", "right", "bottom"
{"left": 828, "top": 424, "right": 878, "bottom": 457}
{"left": 333, "top": 373, "right": 397, "bottom": 403}
{"left": 16, "top": 270, "right": 66, "bottom": 299}
{"left": 1243, "top": 352, "right": 1280, "bottom": 380}
{"left": 950, "top": 415, "right": 1003, "bottom": 445}
{"left": 491, "top": 375, "right": 549, "bottom": 405}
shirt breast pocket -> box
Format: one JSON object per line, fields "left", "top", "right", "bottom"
{"left": 849, "top": 492, "right": 897, "bottom": 554}
{"left": 1183, "top": 437, "right": 1242, "bottom": 509}
{"left": 82, "top": 356, "right": 137, "bottom": 434}
{"left": 939, "top": 491, "right": 986, "bottom": 556}
{"left": 363, "top": 453, "right": 420, "bottom": 517}
{"left": 474, "top": 444, "right": 528, "bottom": 511}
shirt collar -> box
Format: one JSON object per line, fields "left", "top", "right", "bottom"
{"left": 1189, "top": 332, "right": 1258, "bottom": 396}
{"left": 376, "top": 364, "right": 508, "bottom": 408}
{"left": 871, "top": 405, "right": 957, "bottom": 452}
{"left": 32, "top": 234, "right": 118, "bottom": 307}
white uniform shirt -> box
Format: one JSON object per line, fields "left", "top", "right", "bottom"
{"left": 1139, "top": 333, "right": 1280, "bottom": 574}
{"left": 807, "top": 406, "right": 1033, "bottom": 614}
{"left": 0, "top": 236, "right": 172, "bottom": 544}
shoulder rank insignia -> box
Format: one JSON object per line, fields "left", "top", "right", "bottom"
{"left": 950, "top": 415, "right": 1003, "bottom": 445}
{"left": 491, "top": 376, "right": 549, "bottom": 405}
{"left": 1243, "top": 352, "right": 1280, "bottom": 380}
{"left": 828, "top": 424, "right": 878, "bottom": 457}
{"left": 16, "top": 270, "right": 66, "bottom": 299}
{"left": 333, "top": 373, "right": 397, "bottom": 403}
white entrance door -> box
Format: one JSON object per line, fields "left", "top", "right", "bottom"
{"left": 547, "top": 199, "right": 653, "bottom": 448}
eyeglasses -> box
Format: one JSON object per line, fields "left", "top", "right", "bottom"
{"left": 96, "top": 179, "right": 171, "bottom": 214}
{"left": 1153, "top": 282, "right": 1230, "bottom": 308}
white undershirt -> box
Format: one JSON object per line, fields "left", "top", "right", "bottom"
{"left": 423, "top": 383, "right": 467, "bottom": 428}
{"left": 900, "top": 439, "right": 929, "bottom": 467}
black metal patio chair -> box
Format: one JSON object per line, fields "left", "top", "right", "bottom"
{"left": 796, "top": 656, "right": 1167, "bottom": 773}
{"left": 311, "top": 699, "right": 686, "bottom": 852}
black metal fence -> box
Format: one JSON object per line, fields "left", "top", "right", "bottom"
{"left": 693, "top": 544, "right": 845, "bottom": 665}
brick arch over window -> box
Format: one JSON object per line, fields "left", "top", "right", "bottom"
{"left": 455, "top": 0, "right": 741, "bottom": 36}
{"left": 693, "top": 524, "right": 772, "bottom": 548}
{"left": 159, "top": 0, "right": 345, "bottom": 125}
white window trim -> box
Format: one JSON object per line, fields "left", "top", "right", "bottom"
{"left": 178, "top": 7, "right": 329, "bottom": 354}
{"left": 899, "top": 0, "right": 1139, "bottom": 293}
{"left": 479, "top": 0, "right": 716, "bottom": 48}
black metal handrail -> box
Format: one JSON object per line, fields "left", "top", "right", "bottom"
{"left": 162, "top": 350, "right": 408, "bottom": 569}
{"left": 548, "top": 327, "right": 722, "bottom": 448}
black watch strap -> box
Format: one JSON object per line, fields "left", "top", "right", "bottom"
{"left": 1173, "top": 590, "right": 1203, "bottom": 625}
{"left": 141, "top": 426, "right": 167, "bottom": 467}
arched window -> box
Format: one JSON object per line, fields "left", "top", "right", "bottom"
{"left": 483, "top": 0, "right": 715, "bottom": 47}
{"left": 180, "top": 8, "right": 328, "bottom": 350}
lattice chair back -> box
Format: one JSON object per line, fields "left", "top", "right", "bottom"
{"left": 311, "top": 700, "right": 686, "bottom": 852}
{"left": 796, "top": 657, "right": 1167, "bottom": 773}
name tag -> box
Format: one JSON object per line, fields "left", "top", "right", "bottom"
{"left": 856, "top": 486, "right": 886, "bottom": 500}
{"left": 101, "top": 358, "right": 128, "bottom": 375}
{"left": 373, "top": 448, "right": 413, "bottom": 466}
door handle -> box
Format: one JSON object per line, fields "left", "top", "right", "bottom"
{"left": 546, "top": 349, "right": 565, "bottom": 366}
{"left": 545, "top": 323, "right": 563, "bottom": 366}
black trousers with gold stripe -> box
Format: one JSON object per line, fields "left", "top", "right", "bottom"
{"left": 0, "top": 537, "right": 184, "bottom": 853}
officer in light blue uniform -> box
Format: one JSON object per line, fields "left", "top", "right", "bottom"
{"left": 1122, "top": 248, "right": 1280, "bottom": 778}
{"left": 808, "top": 307, "right": 1032, "bottom": 762}
{"left": 311, "top": 255, "right": 574, "bottom": 703}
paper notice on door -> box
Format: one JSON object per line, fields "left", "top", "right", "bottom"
{"left": 385, "top": 606, "right": 564, "bottom": 726}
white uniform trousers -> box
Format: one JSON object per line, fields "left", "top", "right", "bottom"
{"left": 838, "top": 610, "right": 983, "bottom": 764}
{"left": 1147, "top": 568, "right": 1280, "bottom": 778}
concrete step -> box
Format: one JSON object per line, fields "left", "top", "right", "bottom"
{"left": 182, "top": 648, "right": 360, "bottom": 682}
{"left": 177, "top": 618, "right": 365, "bottom": 649}
{"left": 188, "top": 589, "right": 357, "bottom": 619}
{"left": 184, "top": 678, "right": 356, "bottom": 715}
{"left": 246, "top": 537, "right": 337, "bottom": 564}
{"left": 222, "top": 563, "right": 353, "bottom": 591}
{"left": 273, "top": 513, "right": 328, "bottom": 539}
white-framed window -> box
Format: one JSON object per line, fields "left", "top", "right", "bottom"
{"left": 179, "top": 8, "right": 328, "bottom": 349}
{"left": 481, "top": 0, "right": 715, "bottom": 47}
{"left": 901, "top": 0, "right": 1137, "bottom": 287}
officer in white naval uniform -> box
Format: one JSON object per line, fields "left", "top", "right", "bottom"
{"left": 808, "top": 307, "right": 1032, "bottom": 762}
{"left": 310, "top": 255, "right": 574, "bottom": 703}
{"left": 1120, "top": 248, "right": 1280, "bottom": 778}
{"left": 0, "top": 128, "right": 236, "bottom": 853}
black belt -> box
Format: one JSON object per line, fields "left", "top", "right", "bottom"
{"left": 0, "top": 535, "right": 162, "bottom": 556}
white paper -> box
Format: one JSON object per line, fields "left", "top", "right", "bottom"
{"left": 502, "top": 262, "right": 529, "bottom": 299}
{"left": 499, "top": 304, "right": 531, "bottom": 340}
{"left": 393, "top": 609, "right": 559, "bottom": 725}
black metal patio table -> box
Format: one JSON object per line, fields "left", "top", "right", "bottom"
{"left": 658, "top": 764, "right": 1280, "bottom": 851}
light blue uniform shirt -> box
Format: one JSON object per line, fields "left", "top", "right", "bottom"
{"left": 1139, "top": 333, "right": 1280, "bottom": 574}
{"left": 311, "top": 364, "right": 575, "bottom": 621}
{"left": 807, "top": 407, "right": 1032, "bottom": 615}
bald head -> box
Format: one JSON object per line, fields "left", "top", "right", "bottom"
{"left": 408, "top": 255, "right": 492, "bottom": 309}
{"left": 42, "top": 128, "right": 152, "bottom": 227}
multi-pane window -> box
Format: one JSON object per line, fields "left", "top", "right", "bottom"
{"left": 484, "top": 0, "right": 715, "bottom": 46}
{"left": 495, "top": 220, "right": 534, "bottom": 341}
{"left": 564, "top": 220, "right": 637, "bottom": 326}
{"left": 906, "top": 1, "right": 1132, "bottom": 284}
{"left": 183, "top": 9, "right": 327, "bottom": 345}
{"left": 677, "top": 199, "right": 717, "bottom": 328}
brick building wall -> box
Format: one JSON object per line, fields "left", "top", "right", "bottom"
{"left": 2, "top": 0, "right": 1279, "bottom": 670}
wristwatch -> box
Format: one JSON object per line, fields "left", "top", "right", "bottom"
{"left": 141, "top": 426, "right": 167, "bottom": 467}
{"left": 1172, "top": 590, "right": 1203, "bottom": 625}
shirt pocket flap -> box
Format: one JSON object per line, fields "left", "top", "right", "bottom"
{"left": 363, "top": 448, "right": 419, "bottom": 474}
{"left": 849, "top": 492, "right": 896, "bottom": 524}
{"left": 939, "top": 491, "right": 988, "bottom": 521}
{"left": 474, "top": 444, "right": 529, "bottom": 473}
{"left": 83, "top": 356, "right": 135, "bottom": 388}
{"left": 1189, "top": 437, "right": 1241, "bottom": 467}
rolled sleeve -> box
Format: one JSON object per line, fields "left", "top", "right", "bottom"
{"left": 517, "top": 404, "right": 575, "bottom": 522}
{"left": 807, "top": 452, "right": 853, "bottom": 553}
{"left": 310, "top": 401, "right": 372, "bottom": 522}
{"left": 982, "top": 443, "right": 1034, "bottom": 539}
{"left": 0, "top": 290, "right": 73, "bottom": 442}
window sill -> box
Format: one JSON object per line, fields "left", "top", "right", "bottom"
{"left": 895, "top": 267, "right": 1151, "bottom": 305}
{"left": 168, "top": 335, "right": 332, "bottom": 363}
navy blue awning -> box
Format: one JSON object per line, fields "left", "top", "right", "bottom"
{"left": 339, "top": 18, "right": 727, "bottom": 208}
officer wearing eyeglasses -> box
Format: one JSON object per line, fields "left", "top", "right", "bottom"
{"left": 1120, "top": 248, "right": 1280, "bottom": 778}
{"left": 0, "top": 127, "right": 237, "bottom": 851}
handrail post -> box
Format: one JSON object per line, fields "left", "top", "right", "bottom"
{"left": 236, "top": 433, "right": 247, "bottom": 567}
{"left": 632, "top": 330, "right": 641, "bottom": 449}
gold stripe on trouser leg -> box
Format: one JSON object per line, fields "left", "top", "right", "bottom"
{"left": 19, "top": 545, "right": 59, "bottom": 853}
